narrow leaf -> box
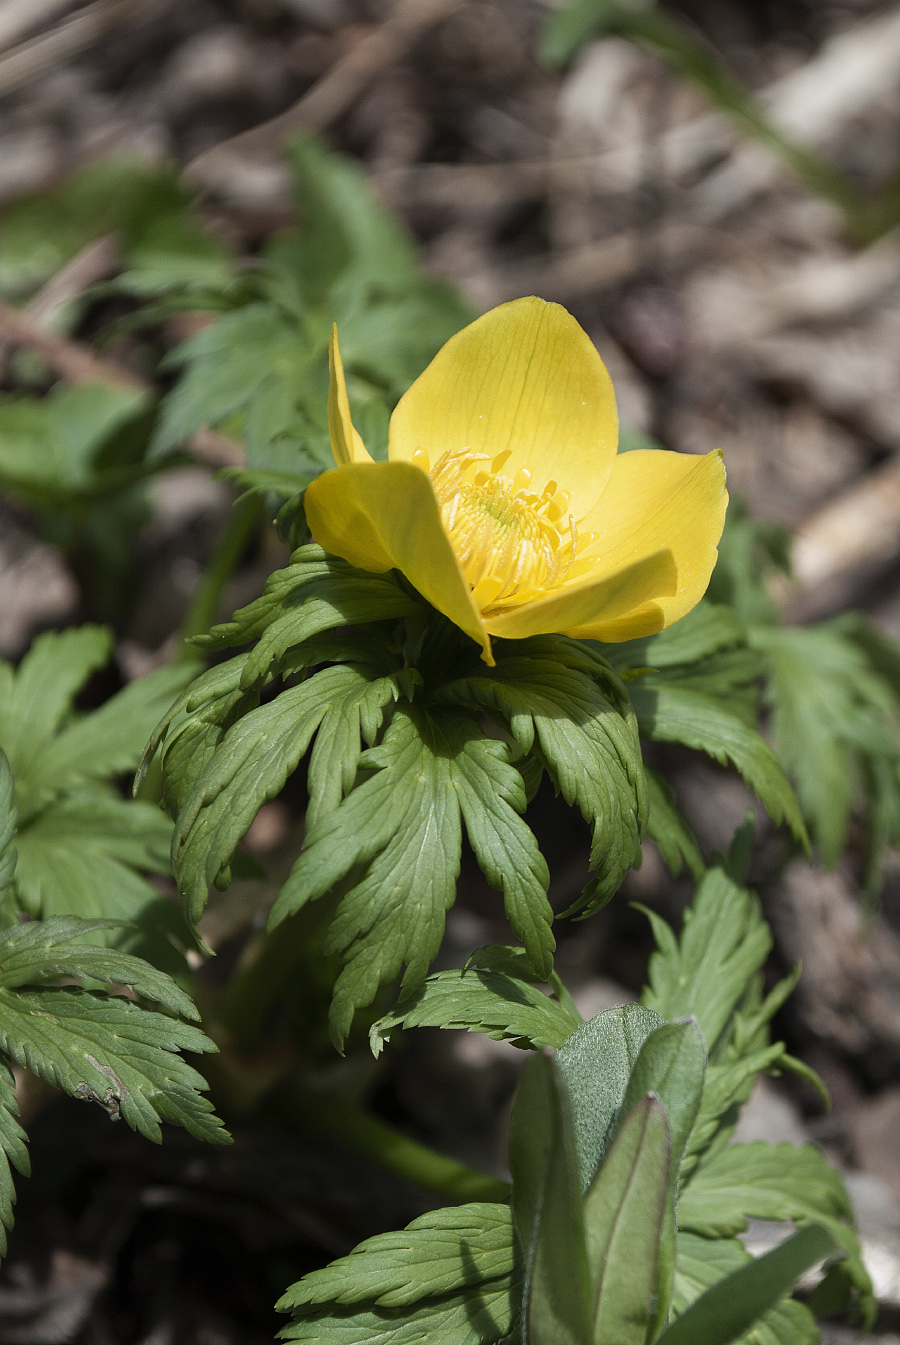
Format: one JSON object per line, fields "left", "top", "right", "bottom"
{"left": 657, "top": 1223, "right": 833, "bottom": 1345}
{"left": 586, "top": 1094, "right": 671, "bottom": 1345}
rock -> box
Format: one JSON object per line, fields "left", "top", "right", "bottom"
{"left": 767, "top": 862, "right": 900, "bottom": 1080}
{"left": 851, "top": 1088, "right": 900, "bottom": 1200}
{"left": 733, "top": 1076, "right": 810, "bottom": 1147}
{"left": 0, "top": 522, "right": 77, "bottom": 658}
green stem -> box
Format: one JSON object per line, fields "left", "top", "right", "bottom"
{"left": 287, "top": 1088, "right": 511, "bottom": 1205}
{"left": 176, "top": 494, "right": 262, "bottom": 657}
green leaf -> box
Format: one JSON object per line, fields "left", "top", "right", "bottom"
{"left": 279, "top": 1204, "right": 514, "bottom": 1309}
{"left": 640, "top": 863, "right": 772, "bottom": 1058}
{"left": 753, "top": 623, "right": 900, "bottom": 868}
{"left": 706, "top": 498, "right": 790, "bottom": 628}
{"left": 510, "top": 1054, "right": 593, "bottom": 1345}
{"left": 0, "top": 157, "right": 203, "bottom": 300}
{"left": 24, "top": 661, "right": 198, "bottom": 801}
{"left": 677, "top": 1141, "right": 873, "bottom": 1320}
{"left": 0, "top": 625, "right": 111, "bottom": 777}
{"left": 0, "top": 751, "right": 17, "bottom": 918}
{"left": 272, "top": 705, "right": 556, "bottom": 1046}
{"left": 14, "top": 796, "right": 173, "bottom": 927}
{"left": 0, "top": 984, "right": 227, "bottom": 1145}
{"left": 0, "top": 915, "right": 197, "bottom": 1018}
{"left": 445, "top": 732, "right": 554, "bottom": 979}
{"left": 644, "top": 767, "right": 705, "bottom": 879}
{"left": 0, "top": 1059, "right": 29, "bottom": 1257}
{"left": 739, "top": 1300, "right": 820, "bottom": 1345}
{"left": 539, "top": 0, "right": 624, "bottom": 65}
{"left": 440, "top": 636, "right": 646, "bottom": 916}
{"left": 273, "top": 706, "right": 462, "bottom": 1046}
{"left": 279, "top": 135, "right": 417, "bottom": 302}
{"left": 673, "top": 1231, "right": 749, "bottom": 1313}
{"left": 0, "top": 629, "right": 198, "bottom": 933}
{"left": 173, "top": 663, "right": 403, "bottom": 935}
{"left": 628, "top": 679, "right": 808, "bottom": 847}
{"left": 116, "top": 209, "right": 235, "bottom": 298}
{"left": 150, "top": 303, "right": 317, "bottom": 460}
{"left": 603, "top": 603, "right": 745, "bottom": 674}
{"left": 617, "top": 1022, "right": 706, "bottom": 1331}
{"left": 236, "top": 575, "right": 417, "bottom": 691}
{"left": 674, "top": 1233, "right": 821, "bottom": 1345}
{"left": 369, "top": 966, "right": 579, "bottom": 1057}
{"left": 585, "top": 1095, "right": 671, "bottom": 1345}
{"left": 657, "top": 1223, "right": 833, "bottom": 1345}
{"left": 555, "top": 1004, "right": 665, "bottom": 1190}
{"left": 0, "top": 383, "right": 152, "bottom": 508}
{"left": 278, "top": 1279, "right": 516, "bottom": 1345}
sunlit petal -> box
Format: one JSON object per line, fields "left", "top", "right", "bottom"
{"left": 388, "top": 297, "right": 618, "bottom": 519}
{"left": 305, "top": 461, "right": 491, "bottom": 661}
{"left": 573, "top": 448, "right": 727, "bottom": 637}
{"left": 484, "top": 549, "right": 676, "bottom": 640}
{"left": 328, "top": 326, "right": 373, "bottom": 466}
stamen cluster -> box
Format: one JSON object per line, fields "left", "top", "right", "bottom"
{"left": 413, "top": 447, "right": 596, "bottom": 613}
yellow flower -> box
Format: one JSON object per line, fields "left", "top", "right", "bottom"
{"left": 305, "top": 297, "right": 727, "bottom": 665}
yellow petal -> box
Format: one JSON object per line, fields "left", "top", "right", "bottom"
{"left": 387, "top": 297, "right": 618, "bottom": 518}
{"left": 484, "top": 549, "right": 677, "bottom": 640}
{"left": 328, "top": 325, "right": 373, "bottom": 466}
{"left": 574, "top": 448, "right": 727, "bottom": 640}
{"left": 304, "top": 461, "right": 491, "bottom": 661}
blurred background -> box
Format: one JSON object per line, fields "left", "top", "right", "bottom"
{"left": 4, "top": 0, "right": 900, "bottom": 1341}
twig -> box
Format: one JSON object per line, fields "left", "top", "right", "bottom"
{"left": 784, "top": 456, "right": 900, "bottom": 621}
{"left": 0, "top": 0, "right": 178, "bottom": 98}
{"left": 24, "top": 235, "right": 120, "bottom": 326}
{"left": 447, "top": 222, "right": 720, "bottom": 309}
{"left": 0, "top": 0, "right": 77, "bottom": 55}
{"left": 0, "top": 297, "right": 146, "bottom": 388}
{"left": 0, "top": 296, "right": 245, "bottom": 467}
{"left": 184, "top": 0, "right": 464, "bottom": 194}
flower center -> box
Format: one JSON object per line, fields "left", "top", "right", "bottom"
{"left": 413, "top": 446, "right": 595, "bottom": 612}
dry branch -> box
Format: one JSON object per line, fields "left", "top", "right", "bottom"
{"left": 185, "top": 0, "right": 464, "bottom": 195}
{"left": 0, "top": 297, "right": 245, "bottom": 468}
{"left": 0, "top": 0, "right": 179, "bottom": 97}
{"left": 0, "top": 0, "right": 78, "bottom": 54}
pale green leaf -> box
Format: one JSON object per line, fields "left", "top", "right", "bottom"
{"left": 657, "top": 1223, "right": 832, "bottom": 1345}
{"left": 640, "top": 864, "right": 772, "bottom": 1058}
{"left": 278, "top": 1279, "right": 516, "bottom": 1345}
{"left": 0, "top": 984, "right": 226, "bottom": 1145}
{"left": 555, "top": 1004, "right": 665, "bottom": 1191}
{"left": 627, "top": 682, "right": 807, "bottom": 848}
{"left": 586, "top": 1096, "right": 670, "bottom": 1345}
{"left": 603, "top": 602, "right": 745, "bottom": 673}
{"left": 644, "top": 767, "right": 705, "bottom": 879}
{"left": 510, "top": 1054, "right": 592, "bottom": 1345}
{"left": 673, "top": 1234, "right": 819, "bottom": 1345}
{"left": 0, "top": 625, "right": 111, "bottom": 776}
{"left": 370, "top": 967, "right": 578, "bottom": 1057}
{"left": 279, "top": 1204, "right": 513, "bottom": 1310}
{"left": 753, "top": 623, "right": 900, "bottom": 867}
{"left": 14, "top": 797, "right": 172, "bottom": 928}
{"left": 678, "top": 1141, "right": 872, "bottom": 1316}
{"left": 27, "top": 661, "right": 198, "bottom": 798}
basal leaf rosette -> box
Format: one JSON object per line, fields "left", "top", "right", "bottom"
{"left": 305, "top": 297, "right": 727, "bottom": 664}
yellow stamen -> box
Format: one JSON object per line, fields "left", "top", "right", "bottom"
{"left": 429, "top": 448, "right": 589, "bottom": 613}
